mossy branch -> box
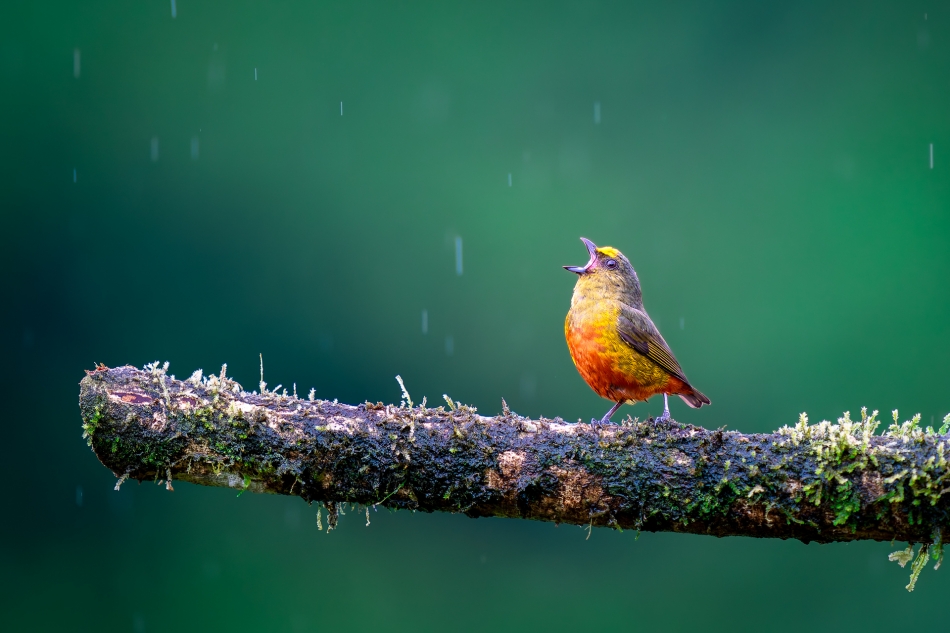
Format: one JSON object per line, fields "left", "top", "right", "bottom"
{"left": 80, "top": 364, "right": 950, "bottom": 589}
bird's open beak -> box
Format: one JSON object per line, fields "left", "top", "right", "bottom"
{"left": 563, "top": 237, "right": 598, "bottom": 274}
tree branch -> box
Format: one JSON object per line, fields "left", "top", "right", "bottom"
{"left": 79, "top": 364, "right": 950, "bottom": 552}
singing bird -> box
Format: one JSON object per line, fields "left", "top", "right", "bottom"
{"left": 564, "top": 237, "right": 710, "bottom": 424}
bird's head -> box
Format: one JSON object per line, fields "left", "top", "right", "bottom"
{"left": 564, "top": 237, "right": 642, "bottom": 305}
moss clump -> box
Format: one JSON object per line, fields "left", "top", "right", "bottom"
{"left": 890, "top": 541, "right": 937, "bottom": 592}
{"left": 778, "top": 409, "right": 880, "bottom": 528}
{"left": 81, "top": 403, "right": 104, "bottom": 447}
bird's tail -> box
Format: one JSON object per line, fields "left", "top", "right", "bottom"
{"left": 678, "top": 387, "right": 710, "bottom": 409}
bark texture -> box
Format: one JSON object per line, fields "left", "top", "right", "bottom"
{"left": 80, "top": 365, "right": 950, "bottom": 548}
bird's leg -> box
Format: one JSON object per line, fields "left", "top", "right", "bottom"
{"left": 594, "top": 401, "right": 624, "bottom": 426}
{"left": 653, "top": 393, "right": 671, "bottom": 425}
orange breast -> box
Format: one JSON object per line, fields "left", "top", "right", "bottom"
{"left": 565, "top": 306, "right": 675, "bottom": 404}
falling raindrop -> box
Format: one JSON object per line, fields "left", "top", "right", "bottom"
{"left": 455, "top": 236, "right": 463, "bottom": 275}
{"left": 340, "top": 101, "right": 343, "bottom": 116}
{"left": 508, "top": 173, "right": 512, "bottom": 187}
{"left": 421, "top": 309, "right": 428, "bottom": 334}
{"left": 254, "top": 68, "right": 257, "bottom": 80}
{"left": 73, "top": 49, "right": 80, "bottom": 78}
{"left": 171, "top": 0, "right": 177, "bottom": 18}
{"left": 930, "top": 143, "right": 934, "bottom": 170}
{"left": 680, "top": 317, "right": 685, "bottom": 330}
{"left": 594, "top": 101, "right": 601, "bottom": 124}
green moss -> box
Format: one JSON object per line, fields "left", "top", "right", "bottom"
{"left": 939, "top": 414, "right": 950, "bottom": 435}
{"left": 779, "top": 409, "right": 881, "bottom": 528}
{"left": 890, "top": 542, "right": 933, "bottom": 592}
{"left": 81, "top": 402, "right": 104, "bottom": 446}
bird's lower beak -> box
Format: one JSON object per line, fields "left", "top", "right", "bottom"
{"left": 563, "top": 265, "right": 588, "bottom": 274}
{"left": 563, "top": 237, "right": 598, "bottom": 274}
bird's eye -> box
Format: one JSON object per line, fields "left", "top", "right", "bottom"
{"left": 606, "top": 259, "right": 618, "bottom": 269}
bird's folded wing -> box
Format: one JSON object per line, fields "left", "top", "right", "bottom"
{"left": 616, "top": 306, "right": 689, "bottom": 384}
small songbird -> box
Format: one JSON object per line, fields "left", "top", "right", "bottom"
{"left": 564, "top": 237, "right": 710, "bottom": 424}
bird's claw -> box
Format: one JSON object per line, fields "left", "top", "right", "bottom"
{"left": 652, "top": 394, "right": 672, "bottom": 426}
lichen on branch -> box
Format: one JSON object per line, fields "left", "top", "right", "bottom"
{"left": 79, "top": 364, "right": 950, "bottom": 590}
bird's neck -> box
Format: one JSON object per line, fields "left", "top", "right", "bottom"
{"left": 572, "top": 275, "right": 642, "bottom": 309}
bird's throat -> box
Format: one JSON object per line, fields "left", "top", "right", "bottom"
{"left": 571, "top": 273, "right": 641, "bottom": 309}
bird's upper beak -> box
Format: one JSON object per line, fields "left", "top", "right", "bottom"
{"left": 563, "top": 237, "right": 598, "bottom": 274}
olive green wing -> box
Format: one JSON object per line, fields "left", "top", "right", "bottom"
{"left": 616, "top": 304, "right": 689, "bottom": 384}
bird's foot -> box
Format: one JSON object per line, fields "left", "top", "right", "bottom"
{"left": 652, "top": 394, "right": 672, "bottom": 426}
{"left": 594, "top": 402, "right": 623, "bottom": 428}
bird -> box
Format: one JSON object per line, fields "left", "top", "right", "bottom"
{"left": 564, "top": 237, "right": 709, "bottom": 424}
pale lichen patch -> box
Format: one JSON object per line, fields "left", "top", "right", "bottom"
{"left": 486, "top": 451, "right": 527, "bottom": 501}
{"left": 150, "top": 410, "right": 167, "bottom": 432}
{"left": 546, "top": 465, "right": 610, "bottom": 518}
{"left": 498, "top": 451, "right": 525, "bottom": 479}
{"left": 670, "top": 449, "right": 693, "bottom": 471}
{"left": 230, "top": 401, "right": 257, "bottom": 415}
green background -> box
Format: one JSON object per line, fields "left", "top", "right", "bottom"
{"left": 2, "top": 1, "right": 949, "bottom": 630}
